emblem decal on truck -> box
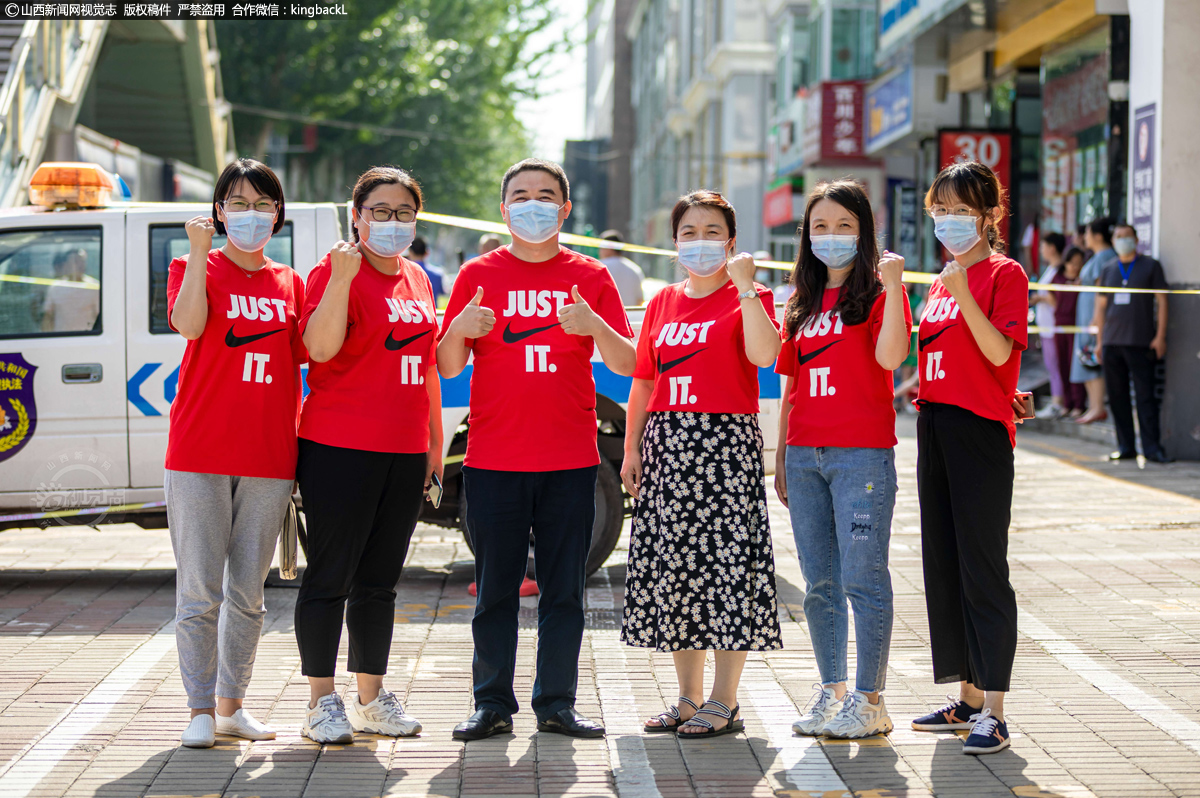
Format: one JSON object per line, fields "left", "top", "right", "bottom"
{"left": 0, "top": 353, "right": 37, "bottom": 463}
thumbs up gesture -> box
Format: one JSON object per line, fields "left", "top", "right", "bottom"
{"left": 558, "top": 285, "right": 601, "bottom": 336}
{"left": 450, "top": 286, "right": 495, "bottom": 339}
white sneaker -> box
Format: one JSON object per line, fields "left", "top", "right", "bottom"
{"left": 346, "top": 690, "right": 422, "bottom": 737}
{"left": 822, "top": 691, "right": 894, "bottom": 739}
{"left": 215, "top": 708, "right": 277, "bottom": 741}
{"left": 792, "top": 685, "right": 843, "bottom": 736}
{"left": 302, "top": 693, "right": 355, "bottom": 744}
{"left": 181, "top": 714, "right": 215, "bottom": 748}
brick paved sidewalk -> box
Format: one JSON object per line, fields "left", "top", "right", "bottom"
{"left": 1, "top": 418, "right": 1200, "bottom": 797}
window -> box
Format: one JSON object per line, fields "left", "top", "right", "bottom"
{"left": 0, "top": 227, "right": 102, "bottom": 338}
{"left": 830, "top": 6, "right": 876, "bottom": 81}
{"left": 149, "top": 222, "right": 294, "bottom": 334}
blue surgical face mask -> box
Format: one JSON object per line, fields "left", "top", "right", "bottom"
{"left": 676, "top": 239, "right": 729, "bottom": 277}
{"left": 223, "top": 209, "right": 275, "bottom": 252}
{"left": 361, "top": 220, "right": 417, "bottom": 258}
{"left": 810, "top": 234, "right": 858, "bottom": 269}
{"left": 1113, "top": 236, "right": 1137, "bottom": 256}
{"left": 934, "top": 214, "right": 982, "bottom": 256}
{"left": 505, "top": 200, "right": 563, "bottom": 244}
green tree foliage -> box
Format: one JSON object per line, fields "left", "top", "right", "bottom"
{"left": 216, "top": 0, "right": 565, "bottom": 219}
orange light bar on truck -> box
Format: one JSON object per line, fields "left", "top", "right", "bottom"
{"left": 28, "top": 162, "right": 114, "bottom": 208}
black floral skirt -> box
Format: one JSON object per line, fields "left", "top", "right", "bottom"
{"left": 620, "top": 411, "right": 783, "bottom": 652}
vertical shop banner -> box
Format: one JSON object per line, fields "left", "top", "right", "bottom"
{"left": 804, "top": 81, "right": 867, "bottom": 164}
{"left": 938, "top": 130, "right": 1013, "bottom": 247}
{"left": 1132, "top": 103, "right": 1156, "bottom": 255}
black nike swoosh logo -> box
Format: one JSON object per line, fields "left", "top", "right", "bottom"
{"left": 225, "top": 325, "right": 285, "bottom": 348}
{"left": 796, "top": 340, "right": 841, "bottom": 366}
{"left": 918, "top": 325, "right": 955, "bottom": 351}
{"left": 502, "top": 321, "right": 559, "bottom": 344}
{"left": 384, "top": 328, "right": 432, "bottom": 351}
{"left": 657, "top": 349, "right": 705, "bottom": 373}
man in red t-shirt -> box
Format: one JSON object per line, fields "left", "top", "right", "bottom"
{"left": 439, "top": 159, "right": 635, "bottom": 741}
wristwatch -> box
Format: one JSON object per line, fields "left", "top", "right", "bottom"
{"left": 737, "top": 287, "right": 758, "bottom": 301}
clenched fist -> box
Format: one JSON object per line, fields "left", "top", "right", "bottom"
{"left": 329, "top": 240, "right": 362, "bottom": 285}
{"left": 878, "top": 250, "right": 905, "bottom": 288}
{"left": 727, "top": 251, "right": 757, "bottom": 291}
{"left": 940, "top": 261, "right": 969, "bottom": 299}
{"left": 185, "top": 215, "right": 216, "bottom": 251}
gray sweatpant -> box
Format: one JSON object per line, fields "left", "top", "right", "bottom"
{"left": 165, "top": 469, "right": 293, "bottom": 709}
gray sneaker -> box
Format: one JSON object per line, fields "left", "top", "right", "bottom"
{"left": 822, "top": 691, "right": 894, "bottom": 739}
{"left": 302, "top": 693, "right": 355, "bottom": 744}
{"left": 792, "top": 685, "right": 843, "bottom": 736}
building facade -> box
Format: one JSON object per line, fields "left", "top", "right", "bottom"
{"left": 627, "top": 0, "right": 775, "bottom": 277}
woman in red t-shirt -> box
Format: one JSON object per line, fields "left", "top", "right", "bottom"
{"left": 620, "top": 190, "right": 783, "bottom": 739}
{"left": 293, "top": 167, "right": 443, "bottom": 744}
{"left": 909, "top": 161, "right": 1030, "bottom": 756}
{"left": 166, "top": 159, "right": 304, "bottom": 748}
{"left": 773, "top": 180, "right": 912, "bottom": 740}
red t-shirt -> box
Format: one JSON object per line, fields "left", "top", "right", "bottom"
{"left": 916, "top": 254, "right": 1029, "bottom": 445}
{"left": 633, "top": 280, "right": 777, "bottom": 413}
{"left": 299, "top": 254, "right": 438, "bottom": 454}
{"left": 165, "top": 250, "right": 306, "bottom": 479}
{"left": 776, "top": 286, "right": 911, "bottom": 448}
{"left": 439, "top": 246, "right": 632, "bottom": 471}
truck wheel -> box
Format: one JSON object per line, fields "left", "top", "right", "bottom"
{"left": 459, "top": 458, "right": 625, "bottom": 579}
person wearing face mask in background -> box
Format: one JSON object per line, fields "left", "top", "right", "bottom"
{"left": 1094, "top": 224, "right": 1171, "bottom": 463}
{"left": 773, "top": 181, "right": 911, "bottom": 740}
{"left": 620, "top": 190, "right": 782, "bottom": 739}
{"left": 293, "top": 166, "right": 443, "bottom": 744}
{"left": 439, "top": 158, "right": 635, "bottom": 741}
{"left": 909, "top": 161, "right": 1029, "bottom": 756}
{"left": 166, "top": 159, "right": 305, "bottom": 748}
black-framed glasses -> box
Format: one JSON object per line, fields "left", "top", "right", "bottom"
{"left": 222, "top": 199, "right": 277, "bottom": 213}
{"left": 359, "top": 205, "right": 417, "bottom": 223}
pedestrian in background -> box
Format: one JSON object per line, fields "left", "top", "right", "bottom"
{"left": 598, "top": 229, "right": 646, "bottom": 306}
{"left": 166, "top": 158, "right": 303, "bottom": 748}
{"left": 621, "top": 190, "right": 782, "bottom": 739}
{"left": 1095, "top": 224, "right": 1171, "bottom": 463}
{"left": 1032, "top": 232, "right": 1066, "bottom": 418}
{"left": 1055, "top": 246, "right": 1088, "bottom": 417}
{"left": 911, "top": 160, "right": 1028, "bottom": 756}
{"left": 774, "top": 181, "right": 911, "bottom": 739}
{"left": 406, "top": 236, "right": 446, "bottom": 299}
{"left": 1073, "top": 218, "right": 1117, "bottom": 424}
{"left": 295, "top": 166, "right": 442, "bottom": 744}
{"left": 439, "top": 159, "right": 635, "bottom": 742}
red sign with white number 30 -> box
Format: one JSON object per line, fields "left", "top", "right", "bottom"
{"left": 938, "top": 130, "right": 1013, "bottom": 250}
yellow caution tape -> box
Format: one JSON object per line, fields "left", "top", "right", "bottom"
{"left": 420, "top": 210, "right": 1200, "bottom": 296}
{"left": 0, "top": 274, "right": 99, "bottom": 289}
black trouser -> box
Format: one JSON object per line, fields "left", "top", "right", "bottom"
{"left": 1103, "top": 344, "right": 1164, "bottom": 458}
{"left": 295, "top": 438, "right": 425, "bottom": 677}
{"left": 463, "top": 465, "right": 597, "bottom": 721}
{"left": 916, "top": 403, "right": 1017, "bottom": 692}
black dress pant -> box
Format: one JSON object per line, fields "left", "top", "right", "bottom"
{"left": 295, "top": 438, "right": 425, "bottom": 677}
{"left": 1103, "top": 344, "right": 1164, "bottom": 458}
{"left": 463, "top": 465, "right": 597, "bottom": 721}
{"left": 916, "top": 403, "right": 1018, "bottom": 692}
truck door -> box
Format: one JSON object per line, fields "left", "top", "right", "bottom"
{"left": 125, "top": 207, "right": 299, "bottom": 488}
{"left": 0, "top": 213, "right": 130, "bottom": 507}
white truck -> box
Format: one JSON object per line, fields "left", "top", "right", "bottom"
{"left": 0, "top": 162, "right": 781, "bottom": 575}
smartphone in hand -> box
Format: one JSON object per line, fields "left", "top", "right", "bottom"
{"left": 1015, "top": 391, "right": 1036, "bottom": 420}
{"left": 425, "top": 471, "right": 443, "bottom": 508}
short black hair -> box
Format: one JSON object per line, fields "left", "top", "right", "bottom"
{"left": 1087, "top": 216, "right": 1115, "bottom": 245}
{"left": 501, "top": 158, "right": 570, "bottom": 203}
{"left": 1114, "top": 222, "right": 1138, "bottom": 240}
{"left": 212, "top": 158, "right": 285, "bottom": 236}
{"left": 409, "top": 237, "right": 428, "bottom": 256}
{"left": 1063, "top": 245, "right": 1087, "bottom": 263}
{"left": 600, "top": 229, "right": 624, "bottom": 243}
{"left": 1042, "top": 232, "right": 1066, "bottom": 255}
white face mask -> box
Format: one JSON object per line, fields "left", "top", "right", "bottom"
{"left": 505, "top": 200, "right": 563, "bottom": 243}
{"left": 676, "top": 239, "right": 729, "bottom": 277}
{"left": 361, "top": 219, "right": 417, "bottom": 258}
{"left": 223, "top": 209, "right": 275, "bottom": 253}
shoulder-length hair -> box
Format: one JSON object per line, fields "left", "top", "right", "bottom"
{"left": 350, "top": 166, "right": 424, "bottom": 242}
{"left": 782, "top": 180, "right": 880, "bottom": 340}
{"left": 212, "top": 158, "right": 286, "bottom": 236}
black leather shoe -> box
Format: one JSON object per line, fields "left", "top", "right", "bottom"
{"left": 452, "top": 708, "right": 513, "bottom": 741}
{"left": 537, "top": 707, "right": 605, "bottom": 738}
{"left": 1108, "top": 451, "right": 1137, "bottom": 461}
{"left": 1146, "top": 451, "right": 1175, "bottom": 463}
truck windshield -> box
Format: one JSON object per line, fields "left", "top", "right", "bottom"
{"left": 148, "top": 222, "right": 294, "bottom": 334}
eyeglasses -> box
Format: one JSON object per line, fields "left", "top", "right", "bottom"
{"left": 222, "top": 199, "right": 277, "bottom": 213}
{"left": 359, "top": 206, "right": 417, "bottom": 223}
{"left": 925, "top": 205, "right": 978, "bottom": 218}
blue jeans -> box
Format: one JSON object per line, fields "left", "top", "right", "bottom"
{"left": 785, "top": 445, "right": 896, "bottom": 693}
